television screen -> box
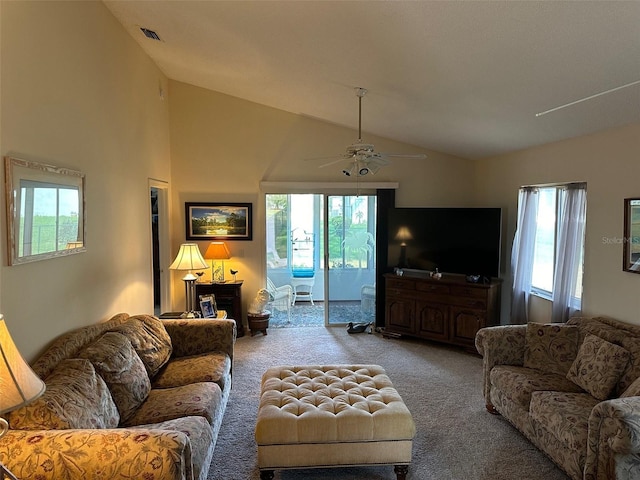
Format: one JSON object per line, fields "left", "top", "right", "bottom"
{"left": 387, "top": 207, "right": 502, "bottom": 278}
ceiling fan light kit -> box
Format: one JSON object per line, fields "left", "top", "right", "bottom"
{"left": 313, "top": 87, "right": 426, "bottom": 177}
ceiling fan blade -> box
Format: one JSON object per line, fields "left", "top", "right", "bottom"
{"left": 383, "top": 153, "right": 427, "bottom": 159}
{"left": 318, "top": 156, "right": 352, "bottom": 168}
{"left": 303, "top": 154, "right": 344, "bottom": 162}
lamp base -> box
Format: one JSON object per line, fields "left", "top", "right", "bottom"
{"left": 0, "top": 463, "right": 18, "bottom": 480}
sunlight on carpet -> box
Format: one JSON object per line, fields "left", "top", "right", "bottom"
{"left": 269, "top": 302, "right": 375, "bottom": 327}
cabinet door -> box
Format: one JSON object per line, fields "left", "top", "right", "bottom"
{"left": 415, "top": 301, "right": 449, "bottom": 342}
{"left": 385, "top": 296, "right": 415, "bottom": 334}
{"left": 450, "top": 306, "right": 485, "bottom": 347}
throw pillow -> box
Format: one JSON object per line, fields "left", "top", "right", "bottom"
{"left": 566, "top": 334, "right": 631, "bottom": 401}
{"left": 111, "top": 314, "right": 172, "bottom": 377}
{"left": 523, "top": 322, "right": 580, "bottom": 376}
{"left": 8, "top": 358, "right": 119, "bottom": 430}
{"left": 79, "top": 332, "right": 151, "bottom": 423}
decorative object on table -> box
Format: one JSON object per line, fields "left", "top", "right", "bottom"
{"left": 204, "top": 241, "right": 231, "bottom": 283}
{"left": 169, "top": 243, "right": 209, "bottom": 318}
{"left": 249, "top": 288, "right": 271, "bottom": 315}
{"left": 0, "top": 315, "right": 47, "bottom": 479}
{"left": 248, "top": 288, "right": 271, "bottom": 336}
{"left": 347, "top": 321, "right": 372, "bottom": 334}
{"left": 230, "top": 269, "right": 238, "bottom": 283}
{"left": 199, "top": 295, "right": 217, "bottom": 318}
{"left": 195, "top": 271, "right": 206, "bottom": 283}
{"left": 185, "top": 202, "right": 252, "bottom": 241}
{"left": 430, "top": 268, "right": 442, "bottom": 280}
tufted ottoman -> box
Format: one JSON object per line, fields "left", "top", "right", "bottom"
{"left": 255, "top": 365, "right": 416, "bottom": 479}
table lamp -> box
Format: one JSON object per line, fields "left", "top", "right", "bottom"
{"left": 395, "top": 226, "right": 413, "bottom": 268}
{"left": 169, "top": 243, "right": 209, "bottom": 318}
{"left": 0, "top": 316, "right": 46, "bottom": 479}
{"left": 204, "top": 242, "right": 231, "bottom": 283}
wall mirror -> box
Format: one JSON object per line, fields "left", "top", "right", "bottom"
{"left": 4, "top": 156, "right": 85, "bottom": 265}
{"left": 623, "top": 197, "right": 640, "bottom": 273}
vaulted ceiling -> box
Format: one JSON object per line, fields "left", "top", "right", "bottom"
{"left": 104, "top": 1, "right": 640, "bottom": 160}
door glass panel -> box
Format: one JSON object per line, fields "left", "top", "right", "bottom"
{"left": 265, "top": 193, "right": 376, "bottom": 327}
{"left": 326, "top": 195, "right": 377, "bottom": 325}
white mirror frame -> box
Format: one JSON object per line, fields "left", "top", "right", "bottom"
{"left": 4, "top": 156, "right": 86, "bottom": 265}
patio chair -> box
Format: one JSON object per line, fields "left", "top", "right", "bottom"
{"left": 266, "top": 277, "right": 293, "bottom": 323}
{"left": 361, "top": 283, "right": 376, "bottom": 315}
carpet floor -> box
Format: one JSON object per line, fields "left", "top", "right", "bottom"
{"left": 208, "top": 327, "right": 570, "bottom": 480}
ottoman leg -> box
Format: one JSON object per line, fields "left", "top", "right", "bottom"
{"left": 394, "top": 465, "right": 409, "bottom": 480}
{"left": 260, "top": 470, "right": 274, "bottom": 480}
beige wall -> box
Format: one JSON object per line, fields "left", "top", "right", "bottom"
{"left": 0, "top": 1, "right": 171, "bottom": 361}
{"left": 167, "top": 80, "right": 475, "bottom": 321}
{"left": 476, "top": 124, "right": 640, "bottom": 324}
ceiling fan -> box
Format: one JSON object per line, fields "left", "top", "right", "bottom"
{"left": 315, "top": 87, "right": 427, "bottom": 176}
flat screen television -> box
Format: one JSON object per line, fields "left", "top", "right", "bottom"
{"left": 386, "top": 207, "right": 502, "bottom": 278}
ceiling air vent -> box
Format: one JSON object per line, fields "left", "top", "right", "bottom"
{"left": 140, "top": 27, "right": 161, "bottom": 41}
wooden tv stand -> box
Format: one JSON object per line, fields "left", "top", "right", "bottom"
{"left": 383, "top": 272, "right": 501, "bottom": 351}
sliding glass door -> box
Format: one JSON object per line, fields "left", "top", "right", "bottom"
{"left": 265, "top": 193, "right": 376, "bottom": 326}
{"left": 325, "top": 195, "right": 376, "bottom": 324}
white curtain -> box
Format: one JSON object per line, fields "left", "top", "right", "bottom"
{"left": 551, "top": 183, "right": 587, "bottom": 323}
{"left": 511, "top": 187, "right": 539, "bottom": 324}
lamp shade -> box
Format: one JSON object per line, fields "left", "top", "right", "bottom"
{"left": 204, "top": 242, "right": 231, "bottom": 260}
{"left": 169, "top": 243, "right": 208, "bottom": 271}
{"left": 0, "top": 317, "right": 46, "bottom": 415}
{"left": 395, "top": 226, "right": 413, "bottom": 245}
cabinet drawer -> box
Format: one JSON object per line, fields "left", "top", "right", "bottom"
{"left": 416, "top": 283, "right": 450, "bottom": 295}
{"left": 450, "top": 285, "right": 487, "bottom": 298}
{"left": 386, "top": 277, "right": 416, "bottom": 291}
{"left": 449, "top": 296, "right": 487, "bottom": 309}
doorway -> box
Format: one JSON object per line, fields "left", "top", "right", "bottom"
{"left": 265, "top": 193, "right": 377, "bottom": 326}
{"left": 150, "top": 180, "right": 170, "bottom": 316}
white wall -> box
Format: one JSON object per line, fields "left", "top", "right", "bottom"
{"left": 476, "top": 124, "right": 640, "bottom": 324}
{"left": 0, "top": 1, "right": 171, "bottom": 360}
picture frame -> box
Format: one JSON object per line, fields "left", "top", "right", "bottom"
{"left": 4, "top": 156, "right": 86, "bottom": 265}
{"left": 199, "top": 294, "right": 217, "bottom": 318}
{"left": 186, "top": 202, "right": 252, "bottom": 241}
{"left": 623, "top": 198, "right": 640, "bottom": 273}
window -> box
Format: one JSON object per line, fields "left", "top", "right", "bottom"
{"left": 512, "top": 182, "right": 586, "bottom": 323}
{"left": 531, "top": 187, "right": 557, "bottom": 295}
{"left": 19, "top": 180, "right": 81, "bottom": 257}
{"left": 530, "top": 186, "right": 585, "bottom": 301}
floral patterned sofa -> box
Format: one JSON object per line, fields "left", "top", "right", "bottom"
{"left": 475, "top": 316, "right": 640, "bottom": 480}
{"left": 0, "top": 313, "right": 236, "bottom": 480}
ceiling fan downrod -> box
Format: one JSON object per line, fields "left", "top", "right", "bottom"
{"left": 355, "top": 87, "right": 367, "bottom": 143}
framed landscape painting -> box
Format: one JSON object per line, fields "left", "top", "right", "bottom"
{"left": 186, "top": 202, "right": 252, "bottom": 241}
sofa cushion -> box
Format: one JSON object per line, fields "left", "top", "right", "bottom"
{"left": 616, "top": 336, "right": 640, "bottom": 395}
{"left": 153, "top": 352, "right": 231, "bottom": 391}
{"left": 79, "top": 332, "right": 151, "bottom": 423}
{"left": 620, "top": 375, "right": 640, "bottom": 398}
{"left": 566, "top": 334, "right": 630, "bottom": 400}
{"left": 132, "top": 416, "right": 214, "bottom": 480}
{"left": 490, "top": 365, "right": 584, "bottom": 410}
{"left": 111, "top": 314, "right": 173, "bottom": 378}
{"left": 529, "top": 391, "right": 598, "bottom": 450}
{"left": 123, "top": 382, "right": 223, "bottom": 427}
{"left": 524, "top": 322, "right": 579, "bottom": 376}
{"left": 8, "top": 358, "right": 119, "bottom": 430}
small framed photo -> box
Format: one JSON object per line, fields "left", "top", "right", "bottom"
{"left": 185, "top": 202, "right": 252, "bottom": 241}
{"left": 199, "top": 294, "right": 217, "bottom": 318}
